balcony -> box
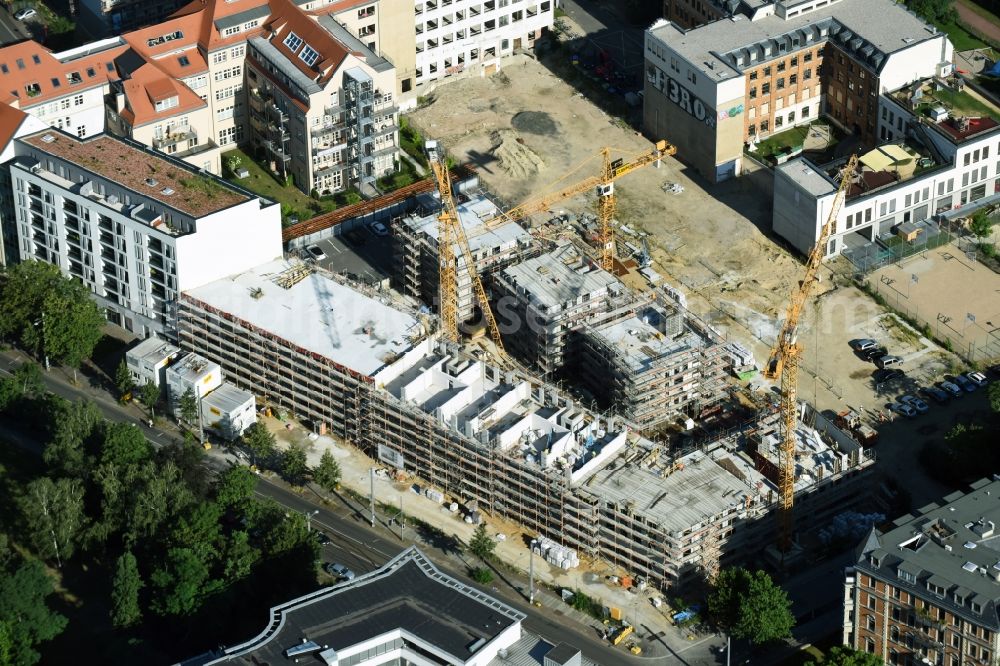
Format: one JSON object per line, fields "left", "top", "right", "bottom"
{"left": 99, "top": 231, "right": 114, "bottom": 247}
{"left": 153, "top": 127, "right": 198, "bottom": 150}
{"left": 63, "top": 200, "right": 78, "bottom": 215}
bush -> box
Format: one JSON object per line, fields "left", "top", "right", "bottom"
{"left": 470, "top": 567, "right": 493, "bottom": 584}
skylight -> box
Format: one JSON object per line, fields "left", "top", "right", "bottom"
{"left": 32, "top": 54, "right": 40, "bottom": 64}
{"left": 178, "top": 55, "right": 190, "bottom": 67}
{"left": 283, "top": 31, "right": 303, "bottom": 53}
{"left": 299, "top": 44, "right": 319, "bottom": 67}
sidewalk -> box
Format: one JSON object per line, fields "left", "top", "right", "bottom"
{"left": 264, "top": 416, "right": 725, "bottom": 661}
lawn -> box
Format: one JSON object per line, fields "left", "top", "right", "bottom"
{"left": 222, "top": 149, "right": 335, "bottom": 224}
{"left": 749, "top": 125, "right": 810, "bottom": 160}
{"left": 931, "top": 16, "right": 989, "bottom": 51}
{"left": 927, "top": 87, "right": 1000, "bottom": 121}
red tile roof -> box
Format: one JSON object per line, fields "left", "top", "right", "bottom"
{"left": 262, "top": 0, "right": 354, "bottom": 86}
{"left": 0, "top": 103, "right": 29, "bottom": 150}
{"left": 0, "top": 40, "right": 126, "bottom": 108}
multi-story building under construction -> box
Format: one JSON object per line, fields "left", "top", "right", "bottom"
{"left": 178, "top": 258, "right": 876, "bottom": 591}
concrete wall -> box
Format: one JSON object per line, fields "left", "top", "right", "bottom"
{"left": 773, "top": 159, "right": 826, "bottom": 256}
{"left": 878, "top": 36, "right": 952, "bottom": 93}
{"left": 175, "top": 199, "right": 282, "bottom": 291}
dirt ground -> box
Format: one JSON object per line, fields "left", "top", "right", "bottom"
{"left": 871, "top": 248, "right": 1000, "bottom": 362}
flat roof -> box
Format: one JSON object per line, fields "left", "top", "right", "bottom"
{"left": 127, "top": 336, "right": 180, "bottom": 365}
{"left": 167, "top": 352, "right": 220, "bottom": 384}
{"left": 184, "top": 259, "right": 422, "bottom": 377}
{"left": 209, "top": 547, "right": 525, "bottom": 665}
{"left": 582, "top": 448, "right": 754, "bottom": 535}
{"left": 403, "top": 193, "right": 531, "bottom": 256}
{"left": 776, "top": 158, "right": 837, "bottom": 197}
{"left": 649, "top": 0, "right": 938, "bottom": 80}
{"left": 202, "top": 382, "right": 253, "bottom": 413}
{"left": 592, "top": 307, "right": 709, "bottom": 374}
{"left": 18, "top": 131, "right": 250, "bottom": 218}
{"left": 501, "top": 244, "right": 621, "bottom": 309}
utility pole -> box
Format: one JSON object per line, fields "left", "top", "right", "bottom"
{"left": 399, "top": 495, "right": 404, "bottom": 540}
{"left": 369, "top": 467, "right": 375, "bottom": 527}
{"left": 305, "top": 509, "right": 318, "bottom": 532}
{"left": 529, "top": 538, "right": 537, "bottom": 604}
{"left": 196, "top": 384, "right": 205, "bottom": 445}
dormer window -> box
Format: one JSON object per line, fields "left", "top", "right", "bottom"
{"left": 154, "top": 95, "right": 179, "bottom": 112}
{"left": 67, "top": 71, "right": 82, "bottom": 84}
{"left": 299, "top": 44, "right": 320, "bottom": 67}
{"left": 223, "top": 26, "right": 241, "bottom": 37}
{"left": 24, "top": 82, "right": 40, "bottom": 97}
{"left": 283, "top": 32, "right": 303, "bottom": 53}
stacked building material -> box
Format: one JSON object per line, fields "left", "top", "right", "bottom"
{"left": 534, "top": 536, "right": 580, "bottom": 570}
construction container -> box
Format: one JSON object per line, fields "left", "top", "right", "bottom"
{"left": 201, "top": 382, "right": 256, "bottom": 441}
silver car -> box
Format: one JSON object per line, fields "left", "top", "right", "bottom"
{"left": 899, "top": 395, "right": 929, "bottom": 414}
{"left": 325, "top": 562, "right": 356, "bottom": 581}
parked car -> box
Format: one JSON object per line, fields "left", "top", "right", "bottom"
{"left": 875, "top": 355, "right": 903, "bottom": 369}
{"left": 325, "top": 563, "right": 356, "bottom": 581}
{"left": 368, "top": 221, "right": 389, "bottom": 236}
{"left": 889, "top": 402, "right": 918, "bottom": 418}
{"left": 920, "top": 386, "right": 950, "bottom": 404}
{"left": 951, "top": 374, "right": 977, "bottom": 392}
{"left": 851, "top": 339, "right": 879, "bottom": 352}
{"left": 938, "top": 380, "right": 963, "bottom": 397}
{"left": 315, "top": 532, "right": 331, "bottom": 546}
{"left": 874, "top": 368, "right": 905, "bottom": 385}
{"left": 899, "top": 395, "right": 929, "bottom": 414}
{"left": 966, "top": 371, "right": 989, "bottom": 387}
{"left": 14, "top": 7, "right": 37, "bottom": 20}
{"left": 306, "top": 244, "right": 326, "bottom": 261}
{"left": 861, "top": 346, "right": 889, "bottom": 362}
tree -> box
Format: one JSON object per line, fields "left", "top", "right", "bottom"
{"left": 470, "top": 567, "right": 494, "bottom": 584}
{"left": 281, "top": 446, "right": 309, "bottom": 486}
{"left": 100, "top": 422, "right": 152, "bottom": 468}
{"left": 906, "top": 0, "right": 956, "bottom": 24}
{"left": 110, "top": 551, "right": 143, "bottom": 629}
{"left": 806, "top": 646, "right": 884, "bottom": 666}
{"left": 221, "top": 530, "right": 259, "bottom": 582}
{"left": 215, "top": 466, "right": 256, "bottom": 509}
{"left": 178, "top": 387, "right": 198, "bottom": 427}
{"left": 150, "top": 547, "right": 215, "bottom": 617}
{"left": 242, "top": 422, "right": 275, "bottom": 466}
{"left": 467, "top": 523, "right": 496, "bottom": 562}
{"left": 40, "top": 277, "right": 105, "bottom": 381}
{"left": 971, "top": 210, "right": 993, "bottom": 242}
{"left": 989, "top": 382, "right": 1000, "bottom": 414}
{"left": 708, "top": 567, "right": 794, "bottom": 645}
{"left": 168, "top": 501, "right": 222, "bottom": 563}
{"left": 42, "top": 399, "right": 101, "bottom": 477}
{"left": 313, "top": 449, "right": 341, "bottom": 492}
{"left": 17, "top": 477, "right": 86, "bottom": 566}
{"left": 0, "top": 557, "right": 68, "bottom": 665}
{"left": 137, "top": 381, "right": 159, "bottom": 420}
{"left": 115, "top": 360, "right": 134, "bottom": 400}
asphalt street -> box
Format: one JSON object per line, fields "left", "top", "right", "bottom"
{"left": 0, "top": 7, "right": 32, "bottom": 45}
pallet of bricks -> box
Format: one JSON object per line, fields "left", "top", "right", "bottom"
{"left": 533, "top": 536, "right": 581, "bottom": 570}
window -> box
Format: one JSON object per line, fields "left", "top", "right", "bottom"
{"left": 223, "top": 26, "right": 240, "bottom": 36}
{"left": 178, "top": 55, "right": 190, "bottom": 67}
{"left": 761, "top": 119, "right": 769, "bottom": 132}
{"left": 777, "top": 61, "right": 786, "bottom": 72}
{"left": 804, "top": 51, "right": 813, "bottom": 62}
{"left": 777, "top": 77, "right": 785, "bottom": 90}
{"left": 358, "top": 5, "right": 375, "bottom": 18}
{"left": 283, "top": 31, "right": 303, "bottom": 53}
{"left": 749, "top": 71, "right": 758, "bottom": 80}
{"left": 232, "top": 45, "right": 244, "bottom": 58}
{"left": 77, "top": 125, "right": 86, "bottom": 138}
{"left": 764, "top": 66, "right": 771, "bottom": 76}
{"left": 761, "top": 82, "right": 770, "bottom": 95}
{"left": 788, "top": 110, "right": 795, "bottom": 122}
{"left": 748, "top": 123, "right": 756, "bottom": 135}
{"left": 801, "top": 106, "right": 810, "bottom": 118}
{"left": 73, "top": 94, "right": 84, "bottom": 106}
{"left": 299, "top": 44, "right": 320, "bottom": 66}
{"left": 790, "top": 73, "right": 797, "bottom": 85}
{"left": 775, "top": 116, "right": 784, "bottom": 128}
{"left": 790, "top": 56, "right": 798, "bottom": 66}
{"left": 749, "top": 87, "right": 757, "bottom": 99}
{"left": 965, "top": 153, "right": 971, "bottom": 166}
{"left": 213, "top": 51, "right": 227, "bottom": 64}
{"left": 154, "top": 96, "right": 179, "bottom": 112}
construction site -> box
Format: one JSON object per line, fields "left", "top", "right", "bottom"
{"left": 169, "top": 55, "right": 920, "bottom": 597}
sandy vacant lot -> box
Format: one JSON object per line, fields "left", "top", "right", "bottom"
{"left": 408, "top": 57, "right": 966, "bottom": 423}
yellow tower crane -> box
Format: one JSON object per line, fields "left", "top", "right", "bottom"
{"left": 425, "top": 140, "right": 507, "bottom": 358}
{"left": 483, "top": 140, "right": 675, "bottom": 271}
{"left": 763, "top": 153, "right": 858, "bottom": 551}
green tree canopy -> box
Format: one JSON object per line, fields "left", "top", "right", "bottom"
{"left": 0, "top": 557, "right": 68, "bottom": 665}
{"left": 242, "top": 422, "right": 276, "bottom": 465}
{"left": 467, "top": 523, "right": 496, "bottom": 562}
{"left": 708, "top": 567, "right": 795, "bottom": 645}
{"left": 178, "top": 388, "right": 198, "bottom": 426}
{"left": 17, "top": 477, "right": 86, "bottom": 565}
{"left": 43, "top": 399, "right": 102, "bottom": 477}
{"left": 988, "top": 382, "right": 1000, "bottom": 414}
{"left": 100, "top": 422, "right": 153, "bottom": 468}
{"left": 215, "top": 466, "right": 256, "bottom": 510}
{"left": 970, "top": 210, "right": 993, "bottom": 241}
{"left": 41, "top": 288, "right": 105, "bottom": 376}
{"left": 806, "top": 646, "right": 884, "bottom": 666}
{"left": 281, "top": 447, "right": 308, "bottom": 486}
{"left": 115, "top": 360, "right": 134, "bottom": 399}
{"left": 313, "top": 450, "right": 341, "bottom": 492}
{"left": 137, "top": 382, "right": 159, "bottom": 419}
{"left": 906, "top": 0, "right": 957, "bottom": 23}
{"left": 110, "top": 551, "right": 143, "bottom": 629}
{"left": 150, "top": 547, "right": 216, "bottom": 617}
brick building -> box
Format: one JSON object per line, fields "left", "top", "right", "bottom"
{"left": 845, "top": 478, "right": 1000, "bottom": 666}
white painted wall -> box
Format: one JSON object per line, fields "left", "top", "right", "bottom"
{"left": 878, "top": 36, "right": 952, "bottom": 93}
{"left": 174, "top": 199, "right": 282, "bottom": 291}
{"left": 23, "top": 85, "right": 108, "bottom": 140}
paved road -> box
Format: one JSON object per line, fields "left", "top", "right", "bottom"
{"left": 0, "top": 7, "right": 31, "bottom": 45}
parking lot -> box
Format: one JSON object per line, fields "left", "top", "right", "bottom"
{"left": 302, "top": 223, "right": 394, "bottom": 287}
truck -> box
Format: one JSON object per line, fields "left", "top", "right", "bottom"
{"left": 836, "top": 409, "right": 879, "bottom": 446}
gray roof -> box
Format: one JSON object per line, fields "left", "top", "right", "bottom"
{"left": 201, "top": 382, "right": 253, "bottom": 414}
{"left": 214, "top": 5, "right": 269, "bottom": 32}
{"left": 208, "top": 547, "right": 526, "bottom": 665}
{"left": 249, "top": 36, "right": 322, "bottom": 96}
{"left": 776, "top": 157, "right": 837, "bottom": 197}
{"left": 855, "top": 478, "right": 1000, "bottom": 630}
{"left": 649, "top": 0, "right": 940, "bottom": 81}
{"left": 500, "top": 244, "right": 622, "bottom": 310}
{"left": 317, "top": 15, "right": 394, "bottom": 73}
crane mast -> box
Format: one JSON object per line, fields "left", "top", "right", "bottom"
{"left": 426, "top": 140, "right": 508, "bottom": 359}
{"left": 764, "top": 153, "right": 858, "bottom": 551}
{"left": 482, "top": 141, "right": 675, "bottom": 269}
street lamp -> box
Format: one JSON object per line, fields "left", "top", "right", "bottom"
{"left": 305, "top": 509, "right": 319, "bottom": 532}
{"left": 196, "top": 383, "right": 205, "bottom": 445}
{"left": 528, "top": 538, "right": 538, "bottom": 604}
{"left": 32, "top": 314, "right": 50, "bottom": 371}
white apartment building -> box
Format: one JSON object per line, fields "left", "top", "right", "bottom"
{"left": 773, "top": 76, "right": 1000, "bottom": 259}
{"left": 9, "top": 129, "right": 281, "bottom": 338}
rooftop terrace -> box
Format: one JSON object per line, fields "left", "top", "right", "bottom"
{"left": 20, "top": 131, "right": 251, "bottom": 218}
